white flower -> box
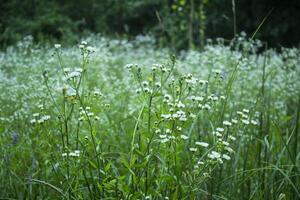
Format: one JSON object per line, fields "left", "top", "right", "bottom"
{"left": 87, "top": 112, "right": 94, "bottom": 117}
{"left": 164, "top": 94, "right": 171, "bottom": 100}
{"left": 222, "top": 154, "right": 231, "bottom": 160}
{"left": 203, "top": 104, "right": 211, "bottom": 110}
{"left": 180, "top": 135, "right": 189, "bottom": 140}
{"left": 242, "top": 114, "right": 248, "bottom": 119}
{"left": 153, "top": 63, "right": 162, "bottom": 69}
{"left": 30, "top": 119, "right": 36, "bottom": 124}
{"left": 67, "top": 71, "right": 81, "bottom": 79}
{"left": 190, "top": 96, "right": 196, "bottom": 101}
{"left": 195, "top": 141, "right": 209, "bottom": 147}
{"left": 237, "top": 111, "right": 243, "bottom": 115}
{"left": 155, "top": 129, "right": 161, "bottom": 134}
{"left": 218, "top": 158, "right": 224, "bottom": 164}
{"left": 63, "top": 68, "right": 71, "bottom": 73}
{"left": 199, "top": 80, "right": 208, "bottom": 85}
{"left": 251, "top": 120, "right": 259, "bottom": 125}
{"left": 242, "top": 109, "right": 249, "bottom": 113}
{"left": 159, "top": 134, "right": 167, "bottom": 139}
{"left": 41, "top": 115, "right": 50, "bottom": 121}
{"left": 74, "top": 150, "right": 80, "bottom": 157}
{"left": 179, "top": 117, "right": 187, "bottom": 122}
{"left": 222, "top": 141, "right": 229, "bottom": 146}
{"left": 216, "top": 127, "right": 224, "bottom": 132}
{"left": 168, "top": 136, "right": 175, "bottom": 140}
{"left": 229, "top": 135, "right": 236, "bottom": 141}
{"left": 223, "top": 121, "right": 232, "bottom": 126}
{"left": 190, "top": 113, "right": 196, "bottom": 118}
{"left": 37, "top": 119, "right": 44, "bottom": 124}
{"left": 242, "top": 119, "right": 250, "bottom": 125}
{"left": 161, "top": 138, "right": 169, "bottom": 143}
{"left": 143, "top": 87, "right": 151, "bottom": 93}
{"left": 87, "top": 46, "right": 96, "bottom": 53}
{"left": 38, "top": 104, "right": 44, "bottom": 110}
{"left": 66, "top": 87, "right": 76, "bottom": 97}
{"left": 212, "top": 96, "right": 219, "bottom": 101}
{"left": 161, "top": 67, "right": 167, "bottom": 73}
{"left": 224, "top": 146, "right": 234, "bottom": 153}
{"left": 231, "top": 119, "right": 238, "bottom": 124}
{"left": 189, "top": 147, "right": 197, "bottom": 152}
{"left": 136, "top": 89, "right": 141, "bottom": 94}
{"left": 93, "top": 90, "right": 102, "bottom": 96}
{"left": 74, "top": 68, "right": 83, "bottom": 73}
{"left": 165, "top": 129, "right": 171, "bottom": 134}
{"left": 213, "top": 131, "right": 222, "bottom": 137}
{"left": 186, "top": 77, "right": 198, "bottom": 85}
{"left": 69, "top": 152, "right": 76, "bottom": 157}
{"left": 125, "top": 63, "right": 135, "bottom": 70}
{"left": 142, "top": 81, "right": 149, "bottom": 87}
{"left": 208, "top": 151, "right": 221, "bottom": 159}
{"left": 151, "top": 65, "right": 157, "bottom": 71}
{"left": 197, "top": 161, "right": 204, "bottom": 165}
{"left": 213, "top": 69, "right": 221, "bottom": 74}
{"left": 161, "top": 114, "right": 172, "bottom": 120}
{"left": 196, "top": 96, "right": 204, "bottom": 101}
{"left": 54, "top": 44, "right": 61, "bottom": 49}
{"left": 176, "top": 101, "right": 185, "bottom": 108}
{"left": 68, "top": 150, "right": 80, "bottom": 157}
{"left": 33, "top": 113, "right": 39, "bottom": 117}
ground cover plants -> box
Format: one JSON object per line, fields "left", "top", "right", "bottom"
{"left": 0, "top": 34, "right": 299, "bottom": 199}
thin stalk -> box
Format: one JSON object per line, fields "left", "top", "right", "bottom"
{"left": 144, "top": 94, "right": 153, "bottom": 197}
{"left": 291, "top": 91, "right": 300, "bottom": 199}
{"left": 232, "top": 0, "right": 236, "bottom": 37}
{"left": 258, "top": 50, "right": 268, "bottom": 199}
{"left": 62, "top": 96, "right": 71, "bottom": 199}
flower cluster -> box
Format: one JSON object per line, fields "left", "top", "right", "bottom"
{"left": 30, "top": 112, "right": 51, "bottom": 125}
{"left": 62, "top": 150, "right": 80, "bottom": 157}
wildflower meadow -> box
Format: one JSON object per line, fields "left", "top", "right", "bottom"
{"left": 0, "top": 34, "right": 299, "bottom": 199}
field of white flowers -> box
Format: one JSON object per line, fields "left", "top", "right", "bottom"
{"left": 0, "top": 35, "right": 299, "bottom": 199}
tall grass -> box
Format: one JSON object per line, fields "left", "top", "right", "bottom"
{"left": 0, "top": 34, "right": 299, "bottom": 199}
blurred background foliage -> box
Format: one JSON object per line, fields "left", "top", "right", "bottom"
{"left": 0, "top": 0, "right": 299, "bottom": 49}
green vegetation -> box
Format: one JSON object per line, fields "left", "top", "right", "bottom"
{"left": 0, "top": 35, "right": 299, "bottom": 199}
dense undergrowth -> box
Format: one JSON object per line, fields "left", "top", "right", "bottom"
{"left": 0, "top": 35, "right": 299, "bottom": 199}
